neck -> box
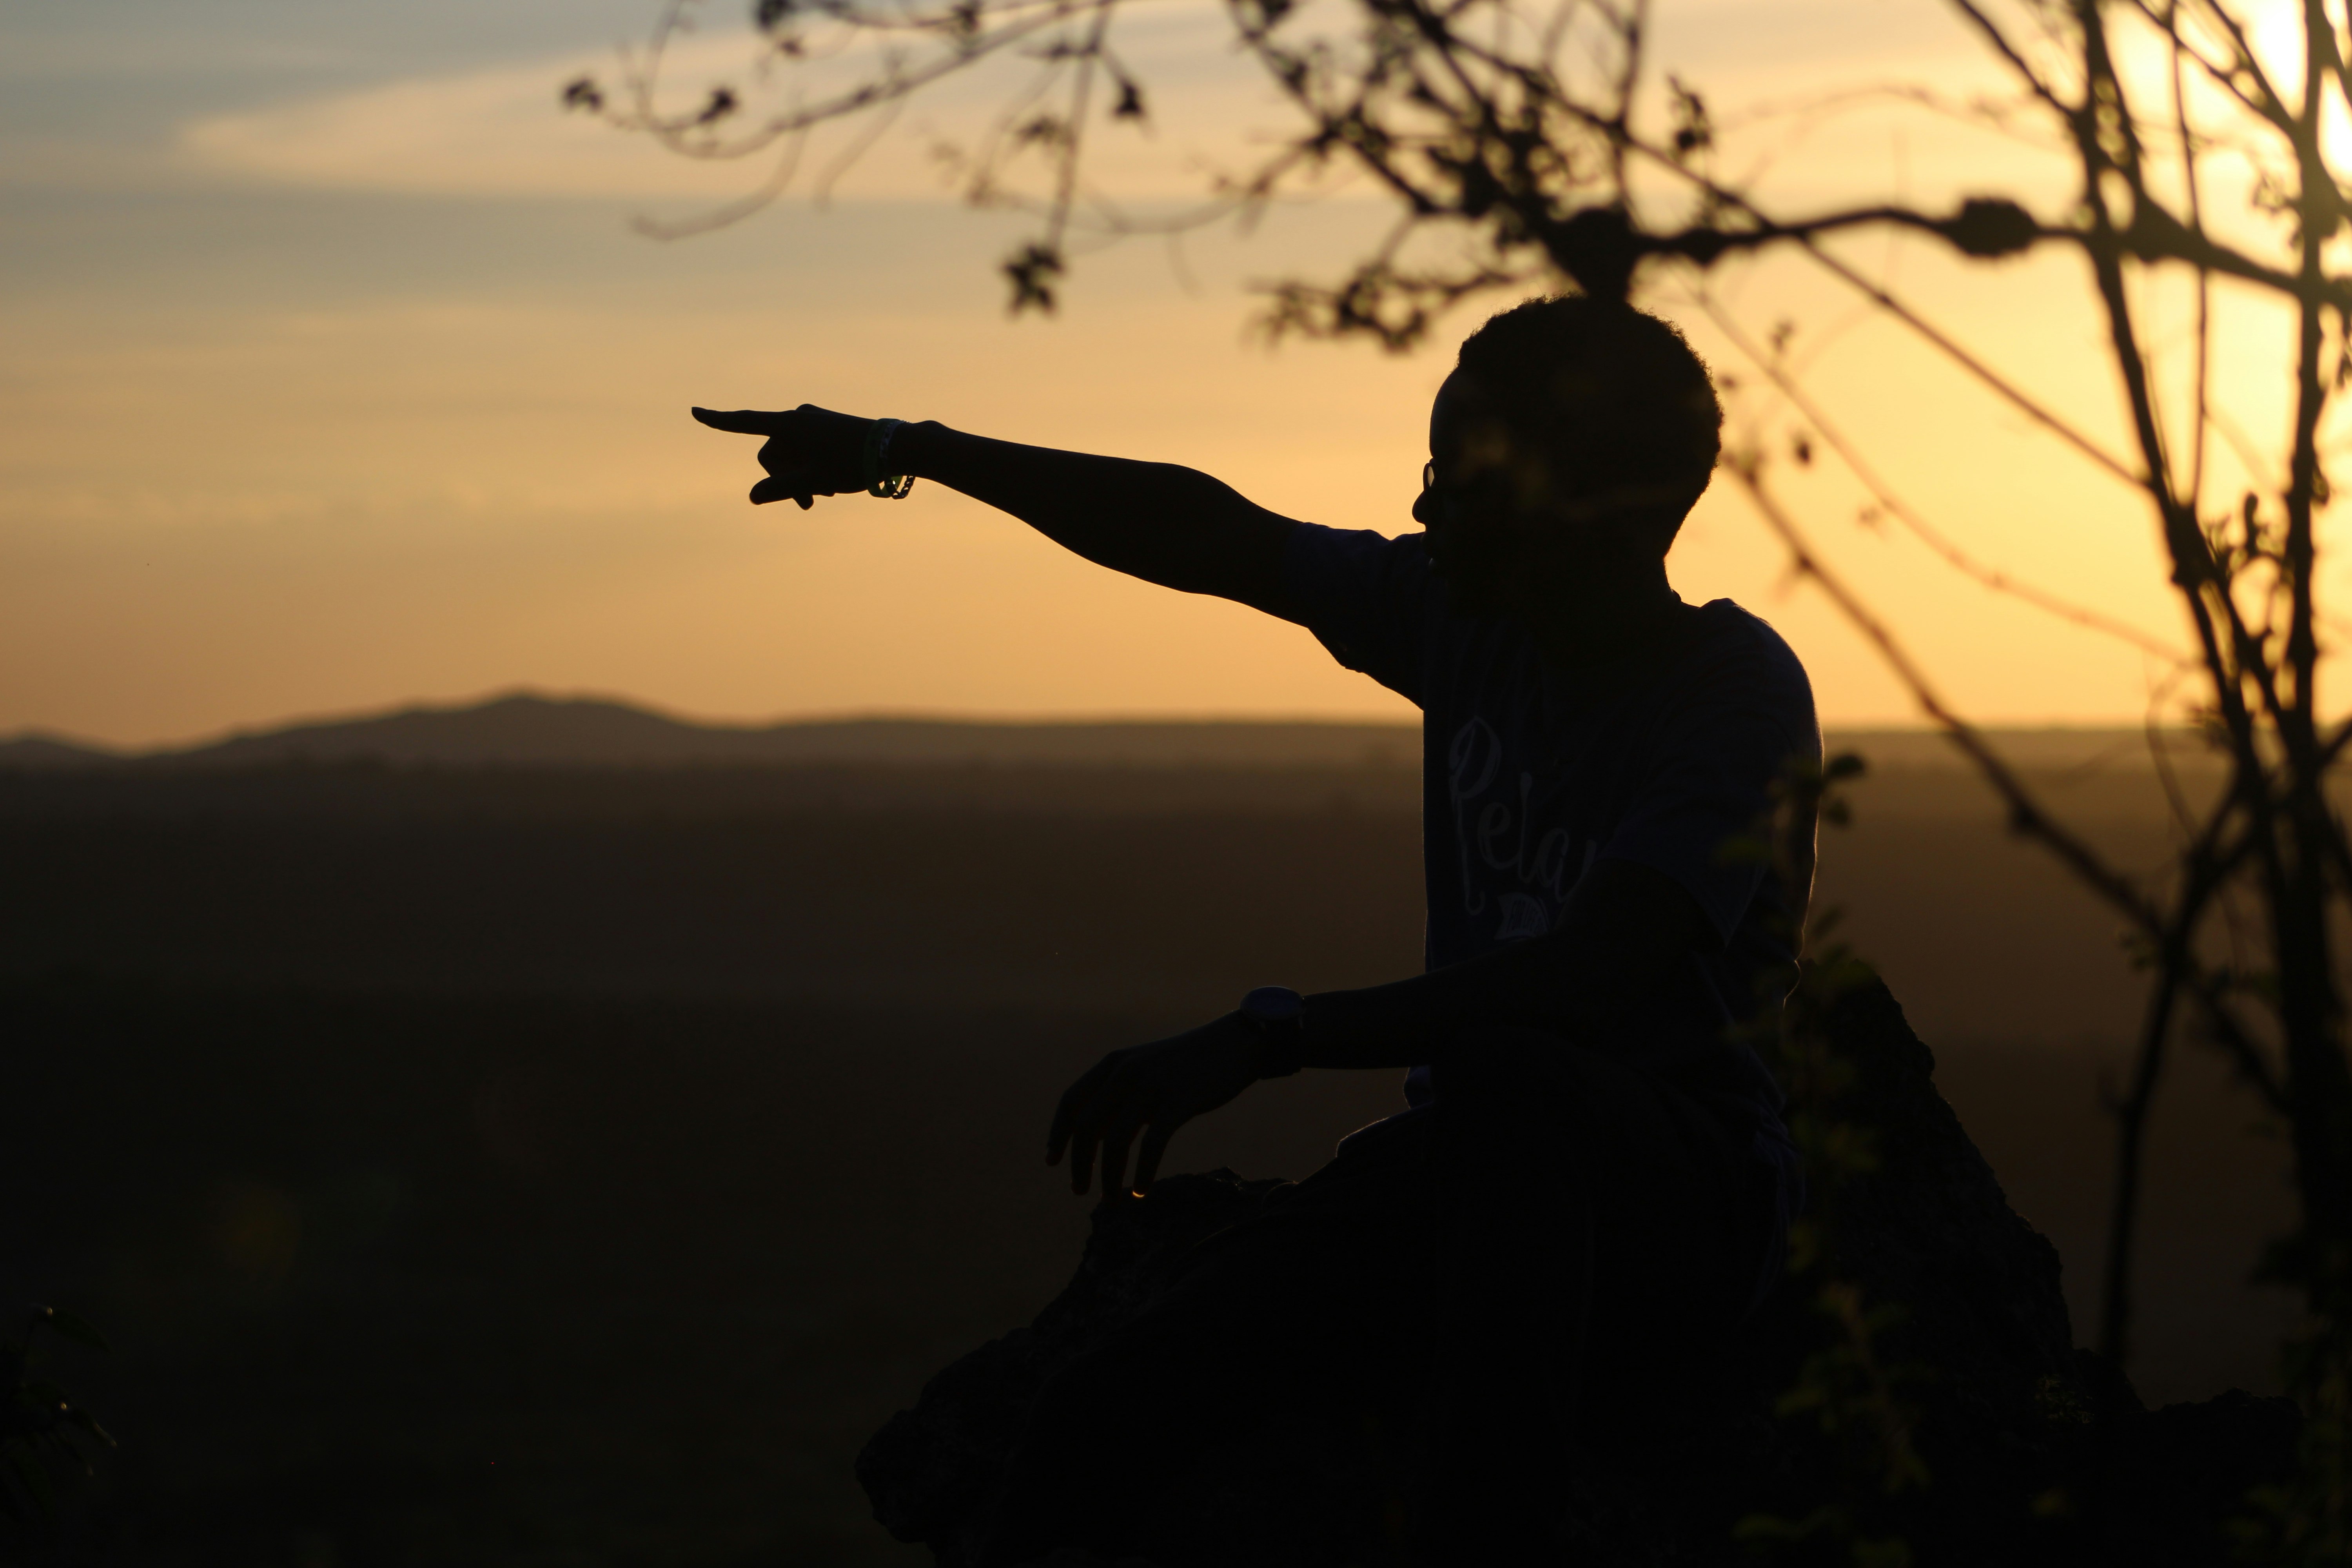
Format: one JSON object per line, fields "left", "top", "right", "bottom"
{"left": 1523, "top": 554, "right": 1679, "bottom": 670}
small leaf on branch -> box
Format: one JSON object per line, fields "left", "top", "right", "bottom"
{"left": 1667, "top": 76, "right": 1712, "bottom": 160}
{"left": 1541, "top": 205, "right": 1639, "bottom": 301}
{"left": 1941, "top": 196, "right": 2038, "bottom": 258}
{"left": 1013, "top": 114, "right": 1069, "bottom": 150}
{"left": 39, "top": 1310, "right": 108, "bottom": 1354}
{"left": 1111, "top": 77, "right": 1147, "bottom": 121}
{"left": 1004, "top": 243, "right": 1065, "bottom": 314}
{"left": 696, "top": 87, "right": 740, "bottom": 127}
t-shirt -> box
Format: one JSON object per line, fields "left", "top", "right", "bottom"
{"left": 1280, "top": 521, "right": 1818, "bottom": 1189}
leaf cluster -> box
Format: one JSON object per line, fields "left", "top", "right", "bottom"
{"left": 1730, "top": 756, "right": 1931, "bottom": 1568}
{"left": 0, "top": 1306, "right": 114, "bottom": 1530}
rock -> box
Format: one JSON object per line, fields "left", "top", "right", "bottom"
{"left": 858, "top": 978, "right": 2300, "bottom": 1565}
{"left": 857, "top": 1169, "right": 1291, "bottom": 1561}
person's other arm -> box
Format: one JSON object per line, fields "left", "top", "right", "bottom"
{"left": 691, "top": 405, "right": 1298, "bottom": 613}
{"left": 1047, "top": 858, "right": 1710, "bottom": 1199}
{"left": 1293, "top": 855, "right": 1710, "bottom": 1067}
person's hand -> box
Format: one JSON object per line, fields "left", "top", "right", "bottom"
{"left": 691, "top": 404, "right": 873, "bottom": 509}
{"left": 1047, "top": 1015, "right": 1264, "bottom": 1202}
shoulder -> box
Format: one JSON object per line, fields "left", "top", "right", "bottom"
{"left": 1280, "top": 524, "right": 1443, "bottom": 697}
{"left": 1683, "top": 600, "right": 1810, "bottom": 689}
{"left": 1280, "top": 523, "right": 1442, "bottom": 632}
{"left": 1668, "top": 600, "right": 1819, "bottom": 743}
{"left": 1284, "top": 521, "right": 1433, "bottom": 583}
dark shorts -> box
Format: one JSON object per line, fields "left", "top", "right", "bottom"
{"left": 979, "top": 1029, "right": 1780, "bottom": 1564}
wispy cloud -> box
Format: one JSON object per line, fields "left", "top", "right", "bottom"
{"left": 172, "top": 0, "right": 2027, "bottom": 211}
{"left": 179, "top": 44, "right": 767, "bottom": 200}
{"left": 174, "top": 14, "right": 1281, "bottom": 204}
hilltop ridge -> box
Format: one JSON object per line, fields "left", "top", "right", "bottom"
{"left": 1, "top": 690, "right": 2200, "bottom": 774}
{"left": 0, "top": 693, "right": 1421, "bottom": 773}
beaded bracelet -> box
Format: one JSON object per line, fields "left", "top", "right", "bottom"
{"left": 863, "top": 418, "right": 915, "bottom": 499}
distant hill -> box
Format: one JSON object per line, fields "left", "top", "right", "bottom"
{"left": 0, "top": 690, "right": 2206, "bottom": 775}
{"left": 0, "top": 733, "right": 129, "bottom": 771}
{"left": 0, "top": 693, "right": 1423, "bottom": 772}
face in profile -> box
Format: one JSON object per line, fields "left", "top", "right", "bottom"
{"left": 1414, "top": 370, "right": 1586, "bottom": 621}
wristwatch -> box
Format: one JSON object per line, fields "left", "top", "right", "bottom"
{"left": 1239, "top": 985, "right": 1307, "bottom": 1078}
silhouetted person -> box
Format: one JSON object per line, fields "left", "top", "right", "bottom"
{"left": 696, "top": 296, "right": 1817, "bottom": 1562}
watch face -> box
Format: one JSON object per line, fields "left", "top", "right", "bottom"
{"left": 1241, "top": 985, "right": 1305, "bottom": 1025}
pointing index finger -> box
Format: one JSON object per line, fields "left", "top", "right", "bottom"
{"left": 691, "top": 407, "right": 792, "bottom": 436}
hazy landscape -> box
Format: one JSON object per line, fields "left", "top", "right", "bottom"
{"left": 0, "top": 696, "right": 2296, "bottom": 1564}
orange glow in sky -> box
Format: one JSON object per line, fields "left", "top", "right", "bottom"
{"left": 3, "top": 0, "right": 2331, "bottom": 748}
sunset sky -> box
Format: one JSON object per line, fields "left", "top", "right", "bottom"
{"left": 3, "top": 0, "right": 2321, "bottom": 748}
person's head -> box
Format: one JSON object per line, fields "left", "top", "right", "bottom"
{"left": 1413, "top": 296, "right": 1722, "bottom": 620}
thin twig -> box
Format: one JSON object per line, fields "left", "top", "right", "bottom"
{"left": 1699, "top": 294, "right": 2187, "bottom": 662}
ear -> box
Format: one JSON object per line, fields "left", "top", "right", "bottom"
{"left": 1457, "top": 418, "right": 1517, "bottom": 478}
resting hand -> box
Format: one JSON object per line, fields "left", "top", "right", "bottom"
{"left": 1047, "top": 1016, "right": 1263, "bottom": 1201}
{"left": 691, "top": 404, "right": 872, "bottom": 509}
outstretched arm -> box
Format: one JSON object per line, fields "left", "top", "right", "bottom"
{"left": 691, "top": 406, "right": 1299, "bottom": 614}
{"left": 1049, "top": 858, "right": 1712, "bottom": 1199}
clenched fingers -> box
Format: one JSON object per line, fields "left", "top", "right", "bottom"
{"left": 748, "top": 474, "right": 815, "bottom": 508}
{"left": 749, "top": 436, "right": 818, "bottom": 508}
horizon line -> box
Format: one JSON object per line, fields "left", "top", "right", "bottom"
{"left": 5, "top": 685, "right": 2213, "bottom": 759}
